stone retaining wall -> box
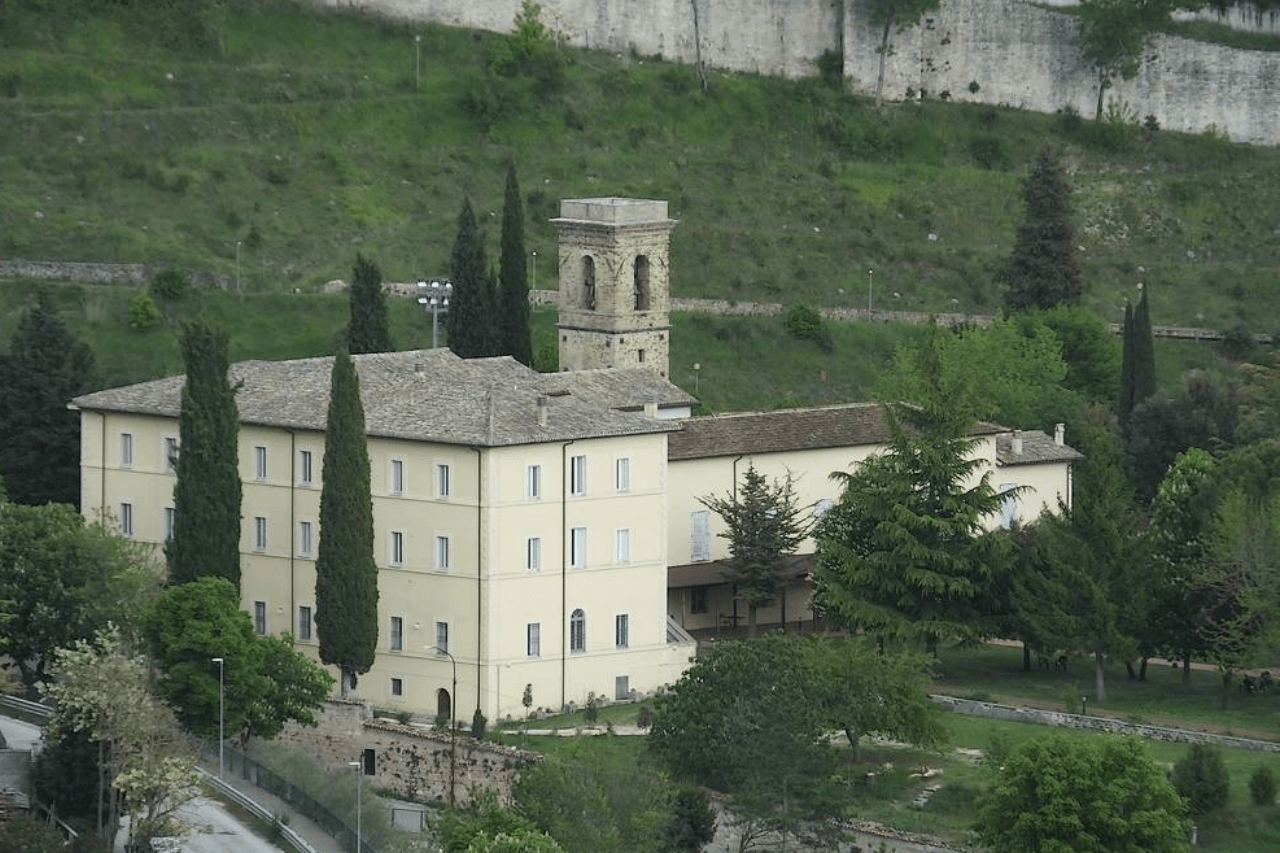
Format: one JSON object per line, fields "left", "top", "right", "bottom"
{"left": 932, "top": 694, "right": 1280, "bottom": 751}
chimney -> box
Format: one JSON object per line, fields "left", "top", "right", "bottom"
{"left": 644, "top": 401, "right": 658, "bottom": 419}
{"left": 536, "top": 395, "right": 548, "bottom": 427}
{"left": 1054, "top": 423, "right": 1065, "bottom": 446}
{"left": 1011, "top": 430, "right": 1023, "bottom": 455}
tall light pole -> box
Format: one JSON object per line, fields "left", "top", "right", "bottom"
{"left": 431, "top": 645, "right": 457, "bottom": 806}
{"left": 867, "top": 268, "right": 873, "bottom": 314}
{"left": 348, "top": 759, "right": 363, "bottom": 853}
{"left": 531, "top": 250, "right": 537, "bottom": 291}
{"left": 414, "top": 34, "right": 421, "bottom": 91}
{"left": 417, "top": 278, "right": 453, "bottom": 349}
{"left": 211, "top": 657, "right": 224, "bottom": 779}
{"left": 235, "top": 242, "right": 242, "bottom": 293}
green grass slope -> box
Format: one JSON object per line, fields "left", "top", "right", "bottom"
{"left": 2, "top": 0, "right": 1279, "bottom": 338}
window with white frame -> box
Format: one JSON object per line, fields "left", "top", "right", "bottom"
{"left": 164, "top": 436, "right": 178, "bottom": 473}
{"left": 527, "top": 464, "right": 541, "bottom": 499}
{"left": 436, "top": 463, "right": 450, "bottom": 499}
{"left": 163, "top": 507, "right": 176, "bottom": 541}
{"left": 253, "top": 601, "right": 267, "bottom": 635}
{"left": 390, "top": 459, "right": 405, "bottom": 495}
{"left": 298, "top": 605, "right": 312, "bottom": 641}
{"left": 570, "top": 455, "right": 586, "bottom": 496}
{"left": 120, "top": 501, "right": 134, "bottom": 537}
{"left": 389, "top": 616, "right": 404, "bottom": 651}
{"left": 435, "top": 621, "right": 449, "bottom": 655}
{"left": 120, "top": 433, "right": 134, "bottom": 468}
{"left": 390, "top": 677, "right": 403, "bottom": 697}
{"left": 390, "top": 530, "right": 405, "bottom": 566}
{"left": 298, "top": 521, "right": 314, "bottom": 557}
{"left": 254, "top": 516, "right": 268, "bottom": 551}
{"left": 570, "top": 527, "right": 586, "bottom": 569}
{"left": 570, "top": 609, "right": 586, "bottom": 653}
{"left": 527, "top": 537, "right": 541, "bottom": 571}
{"left": 615, "top": 613, "right": 629, "bottom": 649}
{"left": 616, "top": 529, "right": 630, "bottom": 564}
{"left": 435, "top": 535, "right": 451, "bottom": 571}
{"left": 527, "top": 622, "right": 541, "bottom": 657}
{"left": 690, "top": 510, "right": 711, "bottom": 561}
{"left": 615, "top": 457, "right": 630, "bottom": 492}
{"left": 298, "top": 449, "right": 314, "bottom": 485}
{"left": 254, "top": 445, "right": 268, "bottom": 480}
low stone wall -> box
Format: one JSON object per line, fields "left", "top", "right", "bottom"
{"left": 932, "top": 694, "right": 1280, "bottom": 752}
{"left": 0, "top": 259, "right": 234, "bottom": 289}
{"left": 274, "top": 699, "right": 539, "bottom": 806}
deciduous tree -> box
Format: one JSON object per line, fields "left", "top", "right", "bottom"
{"left": 499, "top": 163, "right": 533, "bottom": 366}
{"left": 315, "top": 350, "right": 379, "bottom": 696}
{"left": 1003, "top": 147, "right": 1082, "bottom": 313}
{"left": 347, "top": 253, "right": 392, "bottom": 355}
{"left": 699, "top": 464, "right": 812, "bottom": 636}
{"left": 977, "top": 734, "right": 1191, "bottom": 853}
{"left": 1077, "top": 0, "right": 1176, "bottom": 120}
{"left": 0, "top": 290, "right": 96, "bottom": 507}
{"left": 167, "top": 321, "right": 242, "bottom": 589}
{"left": 868, "top": 0, "right": 943, "bottom": 107}
{"left": 447, "top": 199, "right": 498, "bottom": 358}
{"left": 0, "top": 501, "right": 155, "bottom": 688}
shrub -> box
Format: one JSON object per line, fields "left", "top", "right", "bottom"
{"left": 471, "top": 707, "right": 488, "bottom": 740}
{"left": 1172, "top": 744, "right": 1230, "bottom": 815}
{"left": 128, "top": 290, "right": 161, "bottom": 331}
{"left": 1058, "top": 104, "right": 1083, "bottom": 135}
{"left": 1250, "top": 766, "right": 1276, "bottom": 806}
{"left": 969, "top": 133, "right": 1007, "bottom": 170}
{"left": 636, "top": 705, "right": 652, "bottom": 729}
{"left": 816, "top": 49, "right": 843, "bottom": 89}
{"left": 150, "top": 267, "right": 188, "bottom": 299}
{"left": 1220, "top": 323, "right": 1257, "bottom": 361}
{"left": 968, "top": 80, "right": 980, "bottom": 93}
{"left": 784, "top": 303, "right": 834, "bottom": 352}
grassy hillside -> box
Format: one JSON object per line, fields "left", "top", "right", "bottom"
{"left": 2, "top": 0, "right": 1279, "bottom": 339}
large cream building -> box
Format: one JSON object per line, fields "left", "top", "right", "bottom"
{"left": 72, "top": 197, "right": 1080, "bottom": 722}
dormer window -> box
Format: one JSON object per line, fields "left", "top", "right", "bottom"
{"left": 583, "top": 256, "right": 596, "bottom": 309}
{"left": 633, "top": 255, "right": 650, "bottom": 310}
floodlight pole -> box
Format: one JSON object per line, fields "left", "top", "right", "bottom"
{"left": 211, "top": 657, "right": 224, "bottom": 779}
{"left": 417, "top": 278, "right": 453, "bottom": 349}
{"left": 431, "top": 645, "right": 457, "bottom": 806}
{"left": 867, "top": 268, "right": 873, "bottom": 314}
{"left": 348, "top": 760, "right": 363, "bottom": 853}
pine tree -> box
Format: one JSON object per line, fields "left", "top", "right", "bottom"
{"left": 346, "top": 253, "right": 392, "bottom": 354}
{"left": 498, "top": 163, "right": 533, "bottom": 365}
{"left": 166, "top": 322, "right": 242, "bottom": 588}
{"left": 315, "top": 350, "right": 379, "bottom": 696}
{"left": 1002, "top": 146, "right": 1082, "bottom": 313}
{"left": 700, "top": 465, "right": 811, "bottom": 636}
{"left": 0, "top": 291, "right": 96, "bottom": 507}
{"left": 446, "top": 199, "right": 497, "bottom": 358}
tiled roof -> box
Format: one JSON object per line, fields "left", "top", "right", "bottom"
{"left": 667, "top": 403, "right": 1005, "bottom": 461}
{"left": 996, "top": 430, "right": 1084, "bottom": 466}
{"left": 71, "top": 349, "right": 685, "bottom": 447}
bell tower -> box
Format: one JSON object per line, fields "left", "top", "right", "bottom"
{"left": 552, "top": 198, "right": 676, "bottom": 378}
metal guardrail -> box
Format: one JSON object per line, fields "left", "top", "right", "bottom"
{"left": 0, "top": 695, "right": 54, "bottom": 719}
{"left": 198, "top": 768, "right": 321, "bottom": 853}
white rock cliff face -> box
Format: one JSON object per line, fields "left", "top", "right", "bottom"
{"left": 308, "top": 0, "right": 1280, "bottom": 145}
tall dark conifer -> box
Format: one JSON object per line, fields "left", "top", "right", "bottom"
{"left": 1119, "top": 300, "right": 1136, "bottom": 423}
{"left": 446, "top": 199, "right": 497, "bottom": 358}
{"left": 1003, "top": 146, "right": 1082, "bottom": 313}
{"left": 167, "top": 322, "right": 242, "bottom": 588}
{"left": 1118, "top": 286, "right": 1157, "bottom": 426}
{"left": 314, "top": 350, "right": 378, "bottom": 696}
{"left": 0, "top": 291, "right": 96, "bottom": 507}
{"left": 498, "top": 164, "right": 533, "bottom": 365}
{"left": 346, "top": 253, "right": 392, "bottom": 355}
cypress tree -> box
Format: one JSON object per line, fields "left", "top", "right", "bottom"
{"left": 346, "top": 253, "right": 392, "bottom": 354}
{"left": 167, "top": 322, "right": 242, "bottom": 588}
{"left": 1118, "top": 300, "right": 1136, "bottom": 423}
{"left": 1133, "top": 284, "right": 1157, "bottom": 404}
{"left": 0, "top": 291, "right": 96, "bottom": 507}
{"left": 498, "top": 163, "right": 533, "bottom": 365}
{"left": 1002, "top": 146, "right": 1082, "bottom": 313}
{"left": 446, "top": 198, "right": 497, "bottom": 358}
{"left": 314, "top": 350, "right": 379, "bottom": 696}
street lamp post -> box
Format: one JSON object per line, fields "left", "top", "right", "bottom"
{"left": 348, "top": 759, "right": 363, "bottom": 853}
{"left": 867, "top": 268, "right": 873, "bottom": 314}
{"left": 236, "top": 242, "right": 242, "bottom": 293}
{"left": 417, "top": 278, "right": 453, "bottom": 349}
{"left": 531, "top": 250, "right": 537, "bottom": 291}
{"left": 431, "top": 645, "right": 457, "bottom": 806}
{"left": 211, "top": 657, "right": 224, "bottom": 779}
{"left": 415, "top": 34, "right": 421, "bottom": 90}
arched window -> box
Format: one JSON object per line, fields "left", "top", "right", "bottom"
{"left": 633, "top": 255, "right": 650, "bottom": 310}
{"left": 436, "top": 687, "right": 452, "bottom": 722}
{"left": 583, "top": 256, "right": 596, "bottom": 309}
{"left": 570, "top": 608, "right": 586, "bottom": 653}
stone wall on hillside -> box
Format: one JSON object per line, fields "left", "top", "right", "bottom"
{"left": 273, "top": 699, "right": 538, "bottom": 806}
{"left": 306, "top": 0, "right": 1280, "bottom": 144}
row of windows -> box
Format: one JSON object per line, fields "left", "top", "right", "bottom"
{"left": 531, "top": 610, "right": 629, "bottom": 656}
{"left": 118, "top": 433, "right": 633, "bottom": 500}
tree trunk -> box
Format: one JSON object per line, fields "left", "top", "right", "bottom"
{"left": 1094, "top": 650, "right": 1107, "bottom": 703}
{"left": 1138, "top": 657, "right": 1148, "bottom": 681}
{"left": 1221, "top": 670, "right": 1232, "bottom": 710}
{"left": 875, "top": 21, "right": 892, "bottom": 107}
{"left": 1125, "top": 659, "right": 1136, "bottom": 680}
{"left": 690, "top": 0, "right": 709, "bottom": 93}
{"left": 1094, "top": 70, "right": 1107, "bottom": 120}
{"left": 844, "top": 727, "right": 861, "bottom": 763}
{"left": 747, "top": 603, "right": 758, "bottom": 638}
{"left": 1022, "top": 642, "right": 1032, "bottom": 673}
{"left": 1182, "top": 651, "right": 1192, "bottom": 688}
